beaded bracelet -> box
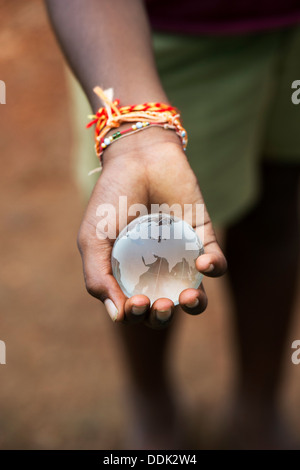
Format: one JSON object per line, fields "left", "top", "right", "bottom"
{"left": 98, "top": 121, "right": 151, "bottom": 151}
{"left": 96, "top": 121, "right": 187, "bottom": 163}
{"left": 87, "top": 86, "right": 188, "bottom": 172}
{"left": 98, "top": 121, "right": 187, "bottom": 153}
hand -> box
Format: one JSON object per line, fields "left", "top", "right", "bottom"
{"left": 77, "top": 129, "right": 227, "bottom": 328}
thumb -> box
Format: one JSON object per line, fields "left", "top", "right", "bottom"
{"left": 195, "top": 212, "right": 227, "bottom": 278}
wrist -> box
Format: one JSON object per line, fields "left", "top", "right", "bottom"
{"left": 102, "top": 124, "right": 183, "bottom": 164}
{"left": 89, "top": 86, "right": 187, "bottom": 167}
{"left": 102, "top": 123, "right": 184, "bottom": 164}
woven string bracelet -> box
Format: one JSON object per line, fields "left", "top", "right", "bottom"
{"left": 87, "top": 87, "right": 188, "bottom": 173}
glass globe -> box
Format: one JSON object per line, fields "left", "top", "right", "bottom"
{"left": 111, "top": 213, "right": 204, "bottom": 305}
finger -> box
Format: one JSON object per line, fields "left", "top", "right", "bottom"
{"left": 78, "top": 230, "right": 127, "bottom": 322}
{"left": 195, "top": 218, "right": 227, "bottom": 278}
{"left": 196, "top": 252, "right": 227, "bottom": 277}
{"left": 145, "top": 298, "right": 175, "bottom": 329}
{"left": 179, "top": 285, "right": 208, "bottom": 315}
{"left": 124, "top": 295, "right": 150, "bottom": 324}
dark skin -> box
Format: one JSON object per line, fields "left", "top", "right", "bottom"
{"left": 46, "top": 0, "right": 299, "bottom": 449}
{"left": 45, "top": 0, "right": 226, "bottom": 326}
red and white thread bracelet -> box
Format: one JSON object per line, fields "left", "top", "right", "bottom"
{"left": 87, "top": 87, "right": 188, "bottom": 173}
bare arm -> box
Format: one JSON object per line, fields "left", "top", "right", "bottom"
{"left": 45, "top": 0, "right": 167, "bottom": 111}
{"left": 45, "top": 0, "right": 227, "bottom": 327}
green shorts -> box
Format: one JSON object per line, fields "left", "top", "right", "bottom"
{"left": 70, "top": 26, "right": 300, "bottom": 226}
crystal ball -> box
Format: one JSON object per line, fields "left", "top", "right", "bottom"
{"left": 111, "top": 213, "right": 204, "bottom": 305}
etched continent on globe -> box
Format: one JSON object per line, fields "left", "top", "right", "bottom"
{"left": 111, "top": 213, "right": 204, "bottom": 305}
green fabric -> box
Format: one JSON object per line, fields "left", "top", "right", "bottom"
{"left": 71, "top": 27, "right": 300, "bottom": 225}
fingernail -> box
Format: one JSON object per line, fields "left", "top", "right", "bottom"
{"left": 185, "top": 298, "right": 199, "bottom": 308}
{"left": 156, "top": 309, "right": 172, "bottom": 322}
{"left": 132, "top": 305, "right": 148, "bottom": 315}
{"left": 204, "top": 264, "right": 214, "bottom": 273}
{"left": 104, "top": 299, "right": 118, "bottom": 322}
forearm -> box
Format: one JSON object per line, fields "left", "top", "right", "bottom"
{"left": 45, "top": 0, "right": 167, "bottom": 111}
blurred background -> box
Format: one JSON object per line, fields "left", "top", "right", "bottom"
{"left": 0, "top": 0, "right": 299, "bottom": 449}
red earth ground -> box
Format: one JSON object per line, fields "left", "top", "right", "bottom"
{"left": 0, "top": 0, "right": 299, "bottom": 449}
